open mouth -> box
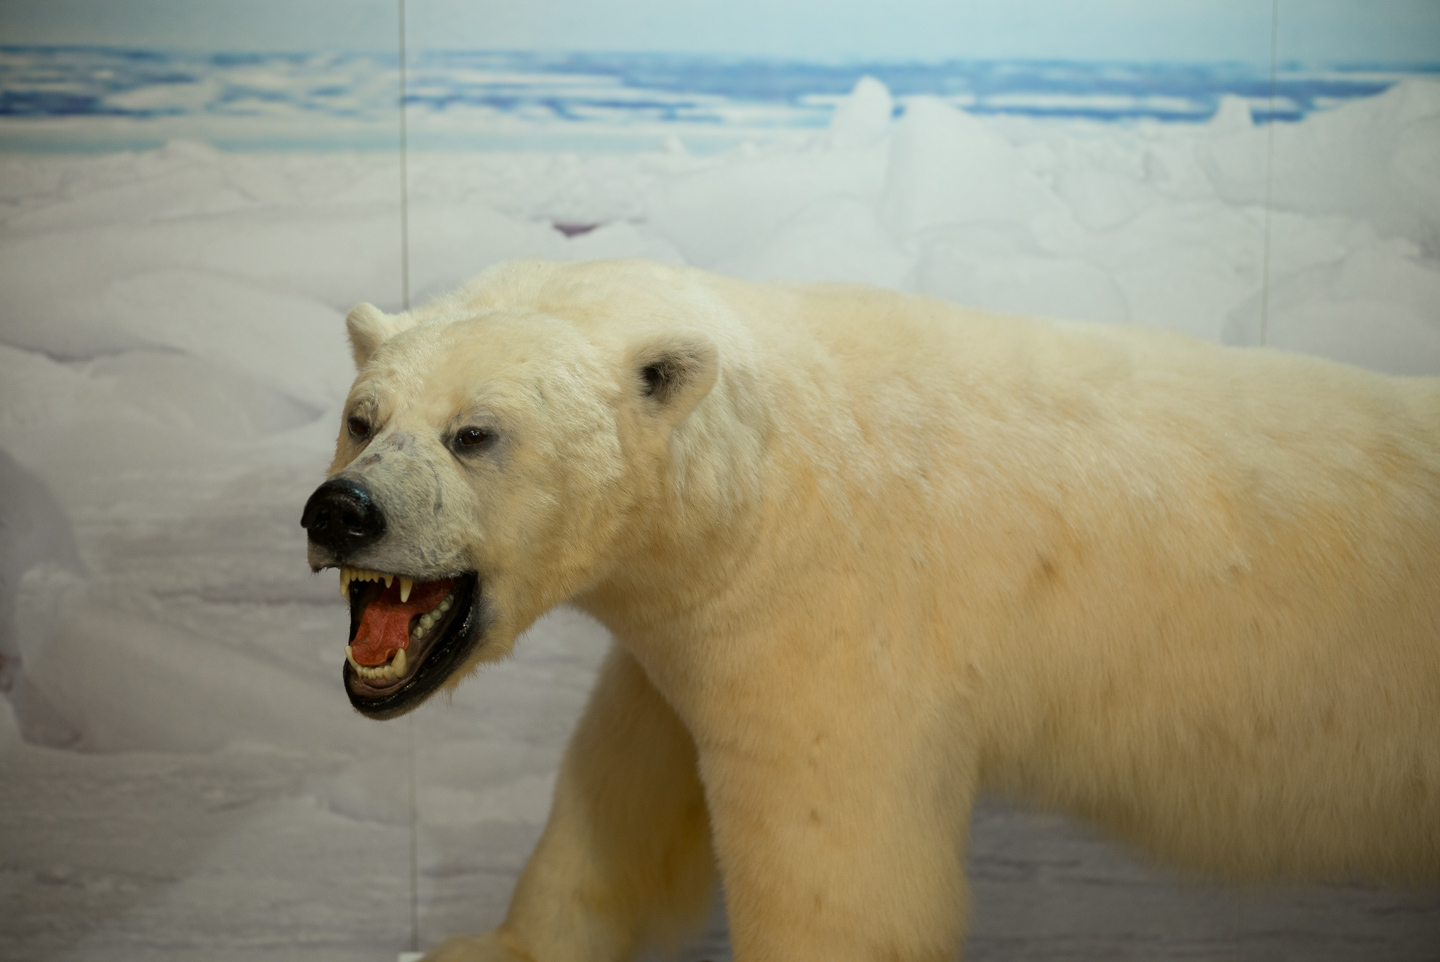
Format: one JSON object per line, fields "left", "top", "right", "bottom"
{"left": 339, "top": 567, "right": 484, "bottom": 719}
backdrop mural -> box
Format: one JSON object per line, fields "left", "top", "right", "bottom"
{"left": 1, "top": 1, "right": 1437, "bottom": 959}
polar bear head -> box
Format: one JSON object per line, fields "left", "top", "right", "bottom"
{"left": 302, "top": 261, "right": 750, "bottom": 718}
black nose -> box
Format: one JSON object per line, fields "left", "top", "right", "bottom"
{"left": 301, "top": 478, "right": 386, "bottom": 557}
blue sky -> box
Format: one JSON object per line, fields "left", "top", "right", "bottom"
{"left": 2, "top": 0, "right": 1438, "bottom": 63}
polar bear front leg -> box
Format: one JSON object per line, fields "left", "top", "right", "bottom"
{"left": 698, "top": 724, "right": 977, "bottom": 962}
{"left": 425, "top": 643, "right": 714, "bottom": 962}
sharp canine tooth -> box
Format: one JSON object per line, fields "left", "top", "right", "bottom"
{"left": 400, "top": 577, "right": 412, "bottom": 603}
{"left": 393, "top": 648, "right": 407, "bottom": 674}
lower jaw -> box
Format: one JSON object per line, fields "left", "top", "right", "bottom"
{"left": 344, "top": 572, "right": 484, "bottom": 719}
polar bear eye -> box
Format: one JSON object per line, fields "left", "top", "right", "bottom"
{"left": 347, "top": 416, "right": 372, "bottom": 440}
{"left": 455, "top": 426, "right": 493, "bottom": 449}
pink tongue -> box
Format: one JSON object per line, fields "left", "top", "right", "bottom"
{"left": 351, "top": 578, "right": 455, "bottom": 667}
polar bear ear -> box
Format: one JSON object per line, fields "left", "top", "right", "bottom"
{"left": 345, "top": 303, "right": 414, "bottom": 369}
{"left": 631, "top": 332, "right": 719, "bottom": 426}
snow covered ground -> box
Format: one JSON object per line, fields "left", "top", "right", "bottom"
{"left": 2, "top": 77, "right": 1438, "bottom": 959}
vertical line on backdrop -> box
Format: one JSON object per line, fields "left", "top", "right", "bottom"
{"left": 408, "top": 713, "right": 419, "bottom": 952}
{"left": 399, "top": 0, "right": 412, "bottom": 313}
{"left": 1259, "top": 0, "right": 1279, "bottom": 347}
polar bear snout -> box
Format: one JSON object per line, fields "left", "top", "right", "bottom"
{"left": 301, "top": 477, "right": 387, "bottom": 559}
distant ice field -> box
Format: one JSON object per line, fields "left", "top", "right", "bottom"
{"left": 2, "top": 46, "right": 1438, "bottom": 152}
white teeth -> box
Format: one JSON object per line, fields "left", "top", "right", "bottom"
{"left": 346, "top": 643, "right": 405, "bottom": 681}
{"left": 340, "top": 567, "right": 410, "bottom": 598}
{"left": 346, "top": 641, "right": 411, "bottom": 679}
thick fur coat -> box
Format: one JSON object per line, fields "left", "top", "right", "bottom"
{"left": 315, "top": 259, "right": 1440, "bottom": 961}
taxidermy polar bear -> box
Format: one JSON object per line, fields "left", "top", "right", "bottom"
{"left": 301, "top": 258, "right": 1440, "bottom": 960}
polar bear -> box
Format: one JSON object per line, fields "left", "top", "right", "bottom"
{"left": 302, "top": 258, "right": 1440, "bottom": 961}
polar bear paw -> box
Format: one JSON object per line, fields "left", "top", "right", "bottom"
{"left": 421, "top": 930, "right": 534, "bottom": 962}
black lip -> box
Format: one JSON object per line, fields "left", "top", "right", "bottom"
{"left": 343, "top": 572, "right": 486, "bottom": 719}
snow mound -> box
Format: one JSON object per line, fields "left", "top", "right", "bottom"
{"left": 829, "top": 76, "right": 894, "bottom": 150}
{"left": 646, "top": 143, "right": 888, "bottom": 267}
{"left": 881, "top": 96, "right": 1056, "bottom": 237}
{"left": 1200, "top": 79, "right": 1440, "bottom": 253}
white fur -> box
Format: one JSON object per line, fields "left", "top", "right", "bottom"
{"left": 322, "top": 259, "right": 1439, "bottom": 961}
